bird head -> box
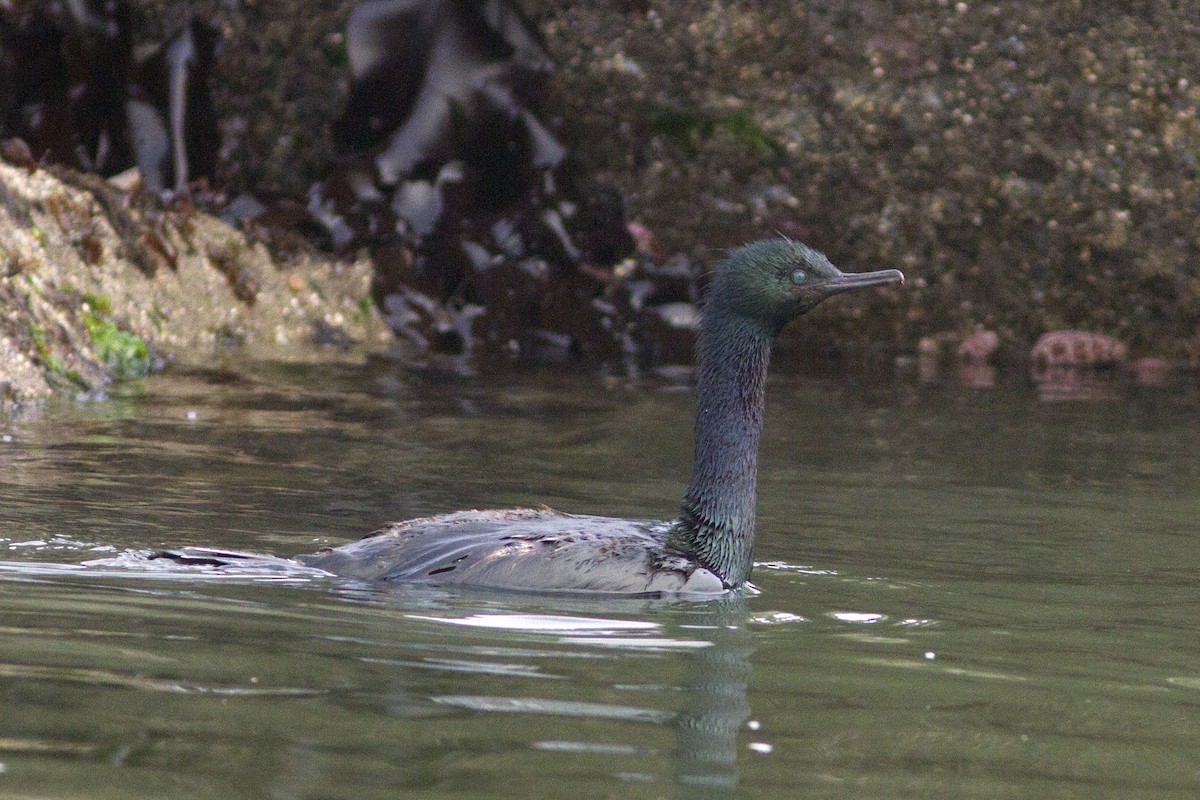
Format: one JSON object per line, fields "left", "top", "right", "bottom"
{"left": 709, "top": 238, "right": 904, "bottom": 334}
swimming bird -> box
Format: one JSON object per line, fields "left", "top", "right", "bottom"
{"left": 162, "top": 239, "right": 902, "bottom": 595}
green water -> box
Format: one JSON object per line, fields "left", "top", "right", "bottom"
{"left": 1, "top": 361, "right": 1199, "bottom": 798}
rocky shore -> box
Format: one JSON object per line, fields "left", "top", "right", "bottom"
{"left": 3, "top": 1, "right": 1199, "bottom": 404}
{"left": 0, "top": 160, "right": 390, "bottom": 406}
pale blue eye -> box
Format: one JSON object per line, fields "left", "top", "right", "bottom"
{"left": 790, "top": 269, "right": 807, "bottom": 285}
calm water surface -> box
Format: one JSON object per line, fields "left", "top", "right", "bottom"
{"left": 1, "top": 360, "right": 1199, "bottom": 798}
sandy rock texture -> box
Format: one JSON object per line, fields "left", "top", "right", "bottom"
{"left": 533, "top": 1, "right": 1200, "bottom": 359}
{"left": 121, "top": 0, "right": 1200, "bottom": 362}
{"left": 8, "top": 0, "right": 1199, "bottom": 398}
{"left": 0, "top": 160, "right": 390, "bottom": 406}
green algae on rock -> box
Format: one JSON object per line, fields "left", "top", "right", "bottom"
{"left": 0, "top": 160, "right": 391, "bottom": 407}
{"left": 8, "top": 0, "right": 1200, "bottom": 376}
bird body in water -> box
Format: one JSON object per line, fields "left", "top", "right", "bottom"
{"left": 162, "top": 239, "right": 902, "bottom": 595}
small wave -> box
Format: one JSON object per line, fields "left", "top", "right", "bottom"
{"left": 432, "top": 695, "right": 673, "bottom": 724}
{"left": 406, "top": 613, "right": 659, "bottom": 634}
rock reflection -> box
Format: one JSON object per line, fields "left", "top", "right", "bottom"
{"left": 1129, "top": 356, "right": 1170, "bottom": 387}
{"left": 1031, "top": 364, "right": 1121, "bottom": 402}
{"left": 958, "top": 361, "right": 997, "bottom": 389}
{"left": 915, "top": 330, "right": 998, "bottom": 388}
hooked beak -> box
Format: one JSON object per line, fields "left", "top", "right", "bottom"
{"left": 827, "top": 268, "right": 905, "bottom": 296}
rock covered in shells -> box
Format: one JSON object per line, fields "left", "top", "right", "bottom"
{"left": 0, "top": 1, "right": 219, "bottom": 193}
{"left": 1031, "top": 330, "right": 1127, "bottom": 369}
{"left": 309, "top": 0, "right": 703, "bottom": 370}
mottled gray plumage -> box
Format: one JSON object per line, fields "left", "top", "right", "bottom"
{"left": 156, "top": 238, "right": 902, "bottom": 596}
{"left": 296, "top": 508, "right": 726, "bottom": 594}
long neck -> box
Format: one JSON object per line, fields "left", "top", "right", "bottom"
{"left": 668, "top": 307, "right": 773, "bottom": 587}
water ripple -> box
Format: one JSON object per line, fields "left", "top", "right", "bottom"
{"left": 431, "top": 695, "right": 674, "bottom": 724}
{"left": 533, "top": 740, "right": 654, "bottom": 755}
{"left": 557, "top": 637, "right": 712, "bottom": 651}
{"left": 0, "top": 663, "right": 325, "bottom": 696}
{"left": 361, "top": 656, "right": 562, "bottom": 679}
{"left": 406, "top": 613, "right": 659, "bottom": 634}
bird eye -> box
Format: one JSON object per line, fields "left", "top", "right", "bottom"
{"left": 790, "top": 269, "right": 807, "bottom": 285}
